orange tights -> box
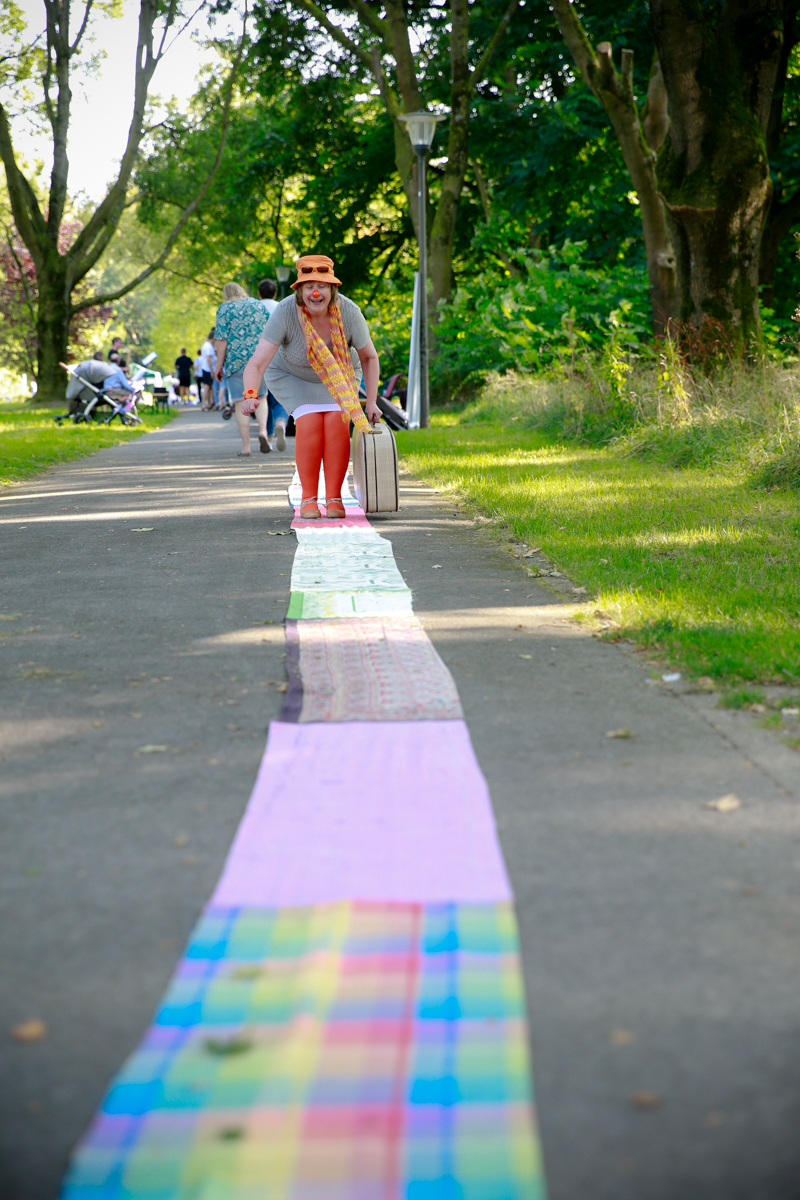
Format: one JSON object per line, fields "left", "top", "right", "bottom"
{"left": 295, "top": 410, "right": 350, "bottom": 502}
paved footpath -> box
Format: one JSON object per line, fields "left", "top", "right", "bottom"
{"left": 1, "top": 410, "right": 799, "bottom": 1199}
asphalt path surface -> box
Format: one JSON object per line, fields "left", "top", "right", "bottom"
{"left": 1, "top": 410, "right": 799, "bottom": 1200}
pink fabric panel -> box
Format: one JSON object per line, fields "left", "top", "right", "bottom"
{"left": 211, "top": 719, "right": 512, "bottom": 907}
{"left": 291, "top": 502, "right": 371, "bottom": 529}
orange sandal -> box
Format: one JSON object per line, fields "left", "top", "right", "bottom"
{"left": 325, "top": 497, "right": 346, "bottom": 519}
{"left": 300, "top": 498, "right": 321, "bottom": 520}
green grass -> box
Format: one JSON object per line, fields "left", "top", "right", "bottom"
{"left": 396, "top": 413, "right": 800, "bottom": 684}
{"left": 718, "top": 688, "right": 765, "bottom": 709}
{"left": 0, "top": 404, "right": 177, "bottom": 487}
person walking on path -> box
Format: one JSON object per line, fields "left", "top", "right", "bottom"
{"left": 257, "top": 279, "right": 288, "bottom": 447}
{"left": 213, "top": 283, "right": 274, "bottom": 456}
{"left": 242, "top": 254, "right": 380, "bottom": 519}
{"left": 174, "top": 348, "right": 193, "bottom": 404}
{"left": 192, "top": 350, "right": 203, "bottom": 405}
{"left": 199, "top": 331, "right": 216, "bottom": 410}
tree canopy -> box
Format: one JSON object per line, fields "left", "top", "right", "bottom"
{"left": 5, "top": 0, "right": 800, "bottom": 401}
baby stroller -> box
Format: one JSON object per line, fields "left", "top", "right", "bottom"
{"left": 56, "top": 361, "right": 143, "bottom": 426}
{"left": 101, "top": 385, "right": 144, "bottom": 426}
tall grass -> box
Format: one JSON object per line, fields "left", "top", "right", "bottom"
{"left": 460, "top": 356, "right": 800, "bottom": 482}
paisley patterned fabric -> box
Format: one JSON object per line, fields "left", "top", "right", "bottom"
{"left": 283, "top": 614, "right": 463, "bottom": 723}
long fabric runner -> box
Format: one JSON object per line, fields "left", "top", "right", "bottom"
{"left": 61, "top": 473, "right": 547, "bottom": 1199}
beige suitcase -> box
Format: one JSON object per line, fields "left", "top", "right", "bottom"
{"left": 351, "top": 422, "right": 399, "bottom": 513}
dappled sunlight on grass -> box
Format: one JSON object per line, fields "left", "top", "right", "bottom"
{"left": 0, "top": 406, "right": 177, "bottom": 486}
{"left": 398, "top": 418, "right": 800, "bottom": 682}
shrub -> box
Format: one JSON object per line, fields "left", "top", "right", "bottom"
{"left": 430, "top": 241, "right": 650, "bottom": 400}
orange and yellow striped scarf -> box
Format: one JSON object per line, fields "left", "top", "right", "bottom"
{"left": 298, "top": 302, "right": 370, "bottom": 434}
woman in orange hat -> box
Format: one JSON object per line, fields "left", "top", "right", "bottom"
{"left": 241, "top": 254, "right": 381, "bottom": 519}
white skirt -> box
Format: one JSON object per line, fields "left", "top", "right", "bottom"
{"left": 293, "top": 403, "right": 339, "bottom": 421}
{"left": 263, "top": 363, "right": 337, "bottom": 415}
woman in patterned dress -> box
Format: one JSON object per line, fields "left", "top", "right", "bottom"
{"left": 213, "top": 283, "right": 276, "bottom": 456}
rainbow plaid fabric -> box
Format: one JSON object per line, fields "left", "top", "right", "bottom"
{"left": 64, "top": 903, "right": 542, "bottom": 1199}
{"left": 61, "top": 472, "right": 547, "bottom": 1199}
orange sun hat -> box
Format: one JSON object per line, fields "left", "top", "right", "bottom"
{"left": 290, "top": 254, "right": 342, "bottom": 289}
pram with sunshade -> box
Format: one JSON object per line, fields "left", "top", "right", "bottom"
{"left": 56, "top": 360, "right": 144, "bottom": 426}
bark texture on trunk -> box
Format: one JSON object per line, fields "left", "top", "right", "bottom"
{"left": 642, "top": 56, "right": 669, "bottom": 153}
{"left": 551, "top": 0, "right": 677, "bottom": 334}
{"left": 651, "top": 0, "right": 784, "bottom": 344}
{"left": 36, "top": 263, "right": 71, "bottom": 405}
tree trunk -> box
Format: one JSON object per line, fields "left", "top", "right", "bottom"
{"left": 429, "top": 148, "right": 469, "bottom": 310}
{"left": 657, "top": 124, "right": 772, "bottom": 340}
{"left": 638, "top": 57, "right": 677, "bottom": 330}
{"left": 650, "top": 0, "right": 784, "bottom": 346}
{"left": 550, "top": 1, "right": 677, "bottom": 335}
{"left": 35, "top": 260, "right": 71, "bottom": 405}
{"left": 429, "top": 0, "right": 470, "bottom": 311}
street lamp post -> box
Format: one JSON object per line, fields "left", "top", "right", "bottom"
{"left": 275, "top": 265, "right": 291, "bottom": 299}
{"left": 398, "top": 111, "right": 446, "bottom": 429}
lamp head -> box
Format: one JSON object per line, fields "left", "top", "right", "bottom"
{"left": 275, "top": 265, "right": 291, "bottom": 283}
{"left": 398, "top": 110, "right": 447, "bottom": 150}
